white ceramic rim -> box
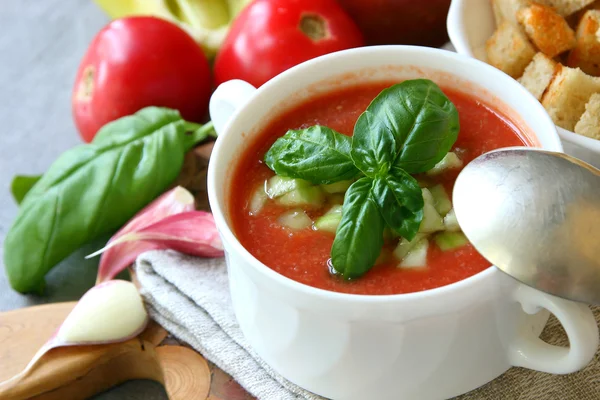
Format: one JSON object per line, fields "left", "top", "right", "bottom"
{"left": 447, "top": 0, "right": 600, "bottom": 154}
{"left": 207, "top": 45, "right": 562, "bottom": 304}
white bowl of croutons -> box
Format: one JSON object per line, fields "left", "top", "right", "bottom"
{"left": 448, "top": 0, "right": 600, "bottom": 167}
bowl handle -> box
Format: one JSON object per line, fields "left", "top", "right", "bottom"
{"left": 509, "top": 284, "right": 598, "bottom": 374}
{"left": 209, "top": 80, "right": 257, "bottom": 136}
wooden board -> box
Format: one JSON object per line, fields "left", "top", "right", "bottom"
{"left": 0, "top": 302, "right": 253, "bottom": 400}
{"left": 0, "top": 302, "right": 75, "bottom": 382}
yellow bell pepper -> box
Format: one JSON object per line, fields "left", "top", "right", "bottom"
{"left": 94, "top": 0, "right": 252, "bottom": 58}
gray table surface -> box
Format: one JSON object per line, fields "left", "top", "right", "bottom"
{"left": 0, "top": 1, "right": 168, "bottom": 398}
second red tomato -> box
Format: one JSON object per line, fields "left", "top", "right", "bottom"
{"left": 214, "top": 0, "right": 364, "bottom": 88}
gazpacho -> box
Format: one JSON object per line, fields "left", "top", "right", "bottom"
{"left": 229, "top": 79, "right": 528, "bottom": 295}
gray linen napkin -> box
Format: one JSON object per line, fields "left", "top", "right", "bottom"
{"left": 134, "top": 250, "right": 324, "bottom": 400}
{"left": 135, "top": 250, "right": 600, "bottom": 400}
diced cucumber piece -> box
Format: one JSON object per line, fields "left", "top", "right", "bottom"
{"left": 393, "top": 233, "right": 427, "bottom": 260}
{"left": 443, "top": 209, "right": 461, "bottom": 232}
{"left": 429, "top": 184, "right": 452, "bottom": 216}
{"left": 314, "top": 207, "right": 343, "bottom": 234}
{"left": 426, "top": 152, "right": 463, "bottom": 176}
{"left": 399, "top": 238, "right": 429, "bottom": 269}
{"left": 419, "top": 203, "right": 445, "bottom": 233}
{"left": 435, "top": 231, "right": 468, "bottom": 251}
{"left": 278, "top": 209, "right": 312, "bottom": 231}
{"left": 324, "top": 205, "right": 343, "bottom": 215}
{"left": 321, "top": 180, "right": 353, "bottom": 194}
{"left": 266, "top": 175, "right": 311, "bottom": 199}
{"left": 419, "top": 188, "right": 444, "bottom": 233}
{"left": 249, "top": 185, "right": 268, "bottom": 215}
{"left": 422, "top": 187, "right": 434, "bottom": 205}
{"left": 327, "top": 194, "right": 345, "bottom": 205}
{"left": 276, "top": 186, "right": 324, "bottom": 208}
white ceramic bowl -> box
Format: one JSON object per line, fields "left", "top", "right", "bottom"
{"left": 447, "top": 0, "right": 600, "bottom": 168}
{"left": 207, "top": 46, "right": 598, "bottom": 400}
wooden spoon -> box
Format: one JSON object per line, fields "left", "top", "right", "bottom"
{"left": 0, "top": 302, "right": 211, "bottom": 400}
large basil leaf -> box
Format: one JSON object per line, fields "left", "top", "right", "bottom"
{"left": 11, "top": 175, "right": 41, "bottom": 204}
{"left": 351, "top": 79, "right": 459, "bottom": 176}
{"left": 3, "top": 107, "right": 205, "bottom": 293}
{"left": 372, "top": 167, "right": 424, "bottom": 240}
{"left": 390, "top": 80, "right": 459, "bottom": 173}
{"left": 264, "top": 126, "right": 360, "bottom": 184}
{"left": 331, "top": 178, "right": 384, "bottom": 279}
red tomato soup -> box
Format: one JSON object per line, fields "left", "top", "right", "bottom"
{"left": 229, "top": 83, "right": 528, "bottom": 295}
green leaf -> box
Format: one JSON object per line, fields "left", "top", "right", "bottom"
{"left": 264, "top": 126, "right": 360, "bottom": 184}
{"left": 390, "top": 80, "right": 460, "bottom": 173}
{"left": 372, "top": 167, "right": 424, "bottom": 241}
{"left": 3, "top": 107, "right": 207, "bottom": 293}
{"left": 11, "top": 175, "right": 41, "bottom": 204}
{"left": 351, "top": 79, "right": 459, "bottom": 176}
{"left": 331, "top": 178, "right": 384, "bottom": 279}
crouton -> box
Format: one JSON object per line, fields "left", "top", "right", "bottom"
{"left": 518, "top": 53, "right": 559, "bottom": 99}
{"left": 486, "top": 21, "right": 537, "bottom": 78}
{"left": 542, "top": 0, "right": 596, "bottom": 16}
{"left": 574, "top": 92, "right": 600, "bottom": 138}
{"left": 567, "top": 10, "right": 600, "bottom": 75}
{"left": 518, "top": 3, "right": 577, "bottom": 57}
{"left": 541, "top": 65, "right": 600, "bottom": 129}
{"left": 492, "top": 0, "right": 533, "bottom": 25}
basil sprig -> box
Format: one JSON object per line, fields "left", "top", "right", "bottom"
{"left": 265, "top": 79, "right": 459, "bottom": 279}
{"left": 4, "top": 107, "right": 214, "bottom": 293}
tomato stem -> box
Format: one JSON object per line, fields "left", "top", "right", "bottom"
{"left": 299, "top": 14, "right": 328, "bottom": 41}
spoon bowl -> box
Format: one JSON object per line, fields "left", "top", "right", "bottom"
{"left": 453, "top": 148, "right": 600, "bottom": 305}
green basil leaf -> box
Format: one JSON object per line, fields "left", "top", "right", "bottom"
{"left": 390, "top": 80, "right": 460, "bottom": 173}
{"left": 331, "top": 178, "right": 384, "bottom": 279}
{"left": 372, "top": 167, "right": 424, "bottom": 241}
{"left": 264, "top": 126, "right": 360, "bottom": 184}
{"left": 350, "top": 92, "right": 398, "bottom": 178}
{"left": 10, "top": 175, "right": 41, "bottom": 204}
{"left": 3, "top": 107, "right": 201, "bottom": 293}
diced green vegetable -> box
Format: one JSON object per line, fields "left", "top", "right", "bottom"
{"left": 435, "top": 231, "right": 468, "bottom": 251}
{"left": 429, "top": 184, "right": 452, "bottom": 216}
{"left": 276, "top": 185, "right": 324, "bottom": 208}
{"left": 314, "top": 205, "right": 343, "bottom": 233}
{"left": 393, "top": 233, "right": 427, "bottom": 260}
{"left": 418, "top": 188, "right": 445, "bottom": 233}
{"left": 321, "top": 180, "right": 353, "bottom": 194}
{"left": 422, "top": 187, "right": 434, "bottom": 204}
{"left": 399, "top": 238, "right": 429, "bottom": 268}
{"left": 327, "top": 194, "right": 345, "bottom": 205}
{"left": 266, "top": 175, "right": 311, "bottom": 199}
{"left": 249, "top": 185, "right": 268, "bottom": 215}
{"left": 426, "top": 152, "right": 463, "bottom": 176}
{"left": 278, "top": 209, "right": 312, "bottom": 231}
{"left": 443, "top": 208, "right": 461, "bottom": 232}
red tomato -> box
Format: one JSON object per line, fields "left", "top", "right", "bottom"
{"left": 72, "top": 17, "right": 212, "bottom": 143}
{"left": 213, "top": 0, "right": 364, "bottom": 88}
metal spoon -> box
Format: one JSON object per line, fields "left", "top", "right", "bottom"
{"left": 453, "top": 148, "right": 600, "bottom": 305}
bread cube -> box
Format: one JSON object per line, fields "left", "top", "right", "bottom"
{"left": 486, "top": 21, "right": 537, "bottom": 78}
{"left": 541, "top": 65, "right": 600, "bottom": 130}
{"left": 518, "top": 53, "right": 559, "bottom": 99}
{"left": 492, "top": 0, "right": 533, "bottom": 25}
{"left": 567, "top": 10, "right": 600, "bottom": 75}
{"left": 542, "top": 0, "right": 596, "bottom": 16}
{"left": 574, "top": 92, "right": 600, "bottom": 138}
{"left": 518, "top": 3, "right": 577, "bottom": 58}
